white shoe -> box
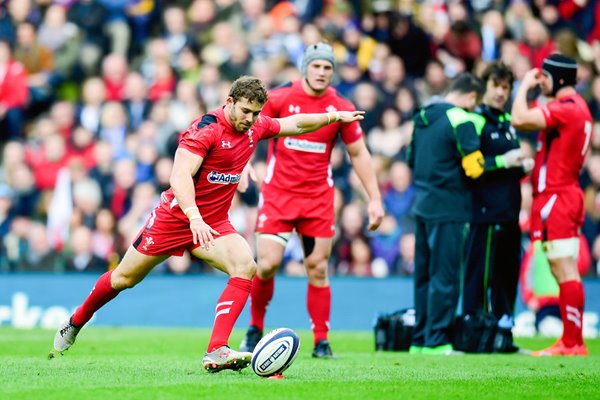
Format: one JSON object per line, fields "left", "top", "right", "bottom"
{"left": 52, "top": 318, "right": 81, "bottom": 355}
{"left": 202, "top": 346, "right": 252, "bottom": 373}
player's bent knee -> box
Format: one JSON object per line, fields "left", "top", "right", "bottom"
{"left": 256, "top": 256, "right": 280, "bottom": 276}
{"left": 305, "top": 257, "right": 329, "bottom": 280}
{"left": 231, "top": 259, "right": 257, "bottom": 279}
{"left": 543, "top": 237, "right": 579, "bottom": 260}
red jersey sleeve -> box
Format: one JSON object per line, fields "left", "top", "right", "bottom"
{"left": 339, "top": 99, "right": 364, "bottom": 145}
{"left": 255, "top": 114, "right": 281, "bottom": 140}
{"left": 178, "top": 121, "right": 218, "bottom": 158}
{"left": 539, "top": 99, "right": 567, "bottom": 130}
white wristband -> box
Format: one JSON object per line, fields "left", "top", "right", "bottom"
{"left": 189, "top": 215, "right": 202, "bottom": 222}
{"left": 183, "top": 206, "right": 199, "bottom": 216}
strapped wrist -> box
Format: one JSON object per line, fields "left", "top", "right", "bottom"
{"left": 183, "top": 206, "right": 201, "bottom": 221}
{"left": 495, "top": 155, "right": 506, "bottom": 169}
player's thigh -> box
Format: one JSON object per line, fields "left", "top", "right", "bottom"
{"left": 302, "top": 236, "right": 333, "bottom": 264}
{"left": 112, "top": 246, "right": 169, "bottom": 288}
{"left": 256, "top": 234, "right": 287, "bottom": 269}
{"left": 531, "top": 190, "right": 583, "bottom": 241}
{"left": 191, "top": 233, "right": 256, "bottom": 277}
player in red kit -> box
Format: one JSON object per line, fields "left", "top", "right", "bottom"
{"left": 511, "top": 54, "right": 592, "bottom": 356}
{"left": 239, "top": 43, "right": 384, "bottom": 358}
{"left": 50, "top": 76, "right": 365, "bottom": 373}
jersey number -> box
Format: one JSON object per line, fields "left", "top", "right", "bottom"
{"left": 582, "top": 121, "right": 592, "bottom": 156}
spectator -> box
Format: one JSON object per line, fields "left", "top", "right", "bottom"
{"left": 0, "top": 39, "right": 28, "bottom": 139}
{"left": 67, "top": 0, "right": 108, "bottom": 76}
{"left": 369, "top": 214, "right": 402, "bottom": 275}
{"left": 65, "top": 225, "right": 109, "bottom": 273}
{"left": 518, "top": 18, "right": 554, "bottom": 69}
{"left": 77, "top": 77, "right": 107, "bottom": 136}
{"left": 101, "top": 53, "right": 128, "bottom": 102}
{"left": 14, "top": 21, "right": 54, "bottom": 111}
{"left": 92, "top": 208, "right": 117, "bottom": 263}
{"left": 383, "top": 160, "right": 415, "bottom": 225}
{"left": 162, "top": 5, "right": 196, "bottom": 69}
{"left": 0, "top": 183, "right": 15, "bottom": 245}
{"left": 386, "top": 13, "right": 432, "bottom": 78}
{"left": 367, "top": 108, "right": 407, "bottom": 159}
{"left": 37, "top": 4, "right": 79, "bottom": 82}
{"left": 15, "top": 221, "right": 62, "bottom": 272}
{"left": 7, "top": 162, "right": 39, "bottom": 217}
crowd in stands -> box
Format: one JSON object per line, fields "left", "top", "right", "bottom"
{"left": 1, "top": 0, "right": 600, "bottom": 277}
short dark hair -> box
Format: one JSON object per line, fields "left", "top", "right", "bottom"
{"left": 481, "top": 62, "right": 514, "bottom": 88}
{"left": 228, "top": 76, "right": 268, "bottom": 105}
{"left": 449, "top": 73, "right": 485, "bottom": 97}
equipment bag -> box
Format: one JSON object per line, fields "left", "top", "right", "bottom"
{"left": 374, "top": 308, "right": 415, "bottom": 351}
{"left": 452, "top": 313, "right": 498, "bottom": 353}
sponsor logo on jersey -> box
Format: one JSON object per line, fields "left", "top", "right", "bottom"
{"left": 221, "top": 140, "right": 232, "bottom": 148}
{"left": 326, "top": 105, "right": 338, "bottom": 113}
{"left": 288, "top": 104, "right": 301, "bottom": 114}
{"left": 207, "top": 171, "right": 241, "bottom": 185}
{"left": 283, "top": 137, "right": 327, "bottom": 153}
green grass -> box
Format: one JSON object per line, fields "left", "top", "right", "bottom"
{"left": 1, "top": 327, "right": 599, "bottom": 400}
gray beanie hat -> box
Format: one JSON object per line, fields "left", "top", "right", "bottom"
{"left": 301, "top": 42, "right": 336, "bottom": 75}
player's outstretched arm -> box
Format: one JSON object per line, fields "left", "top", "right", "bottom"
{"left": 276, "top": 111, "right": 365, "bottom": 137}
{"left": 170, "top": 148, "right": 220, "bottom": 248}
{"left": 511, "top": 68, "right": 547, "bottom": 131}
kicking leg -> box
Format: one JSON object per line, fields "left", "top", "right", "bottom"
{"left": 51, "top": 246, "right": 167, "bottom": 355}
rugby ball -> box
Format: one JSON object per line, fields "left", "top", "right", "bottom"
{"left": 251, "top": 328, "right": 300, "bottom": 377}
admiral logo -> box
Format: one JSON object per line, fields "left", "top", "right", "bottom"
{"left": 258, "top": 343, "right": 288, "bottom": 372}
{"left": 207, "top": 171, "right": 241, "bottom": 185}
{"left": 283, "top": 137, "right": 327, "bottom": 153}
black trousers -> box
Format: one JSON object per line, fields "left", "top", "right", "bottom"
{"left": 462, "top": 221, "right": 521, "bottom": 321}
{"left": 412, "top": 217, "right": 467, "bottom": 348}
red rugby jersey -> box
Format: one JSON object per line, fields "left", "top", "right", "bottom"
{"left": 531, "top": 93, "right": 592, "bottom": 195}
{"left": 161, "top": 106, "right": 280, "bottom": 224}
{"left": 261, "top": 81, "right": 363, "bottom": 196}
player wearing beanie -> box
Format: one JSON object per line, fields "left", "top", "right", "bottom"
{"left": 239, "top": 43, "right": 384, "bottom": 358}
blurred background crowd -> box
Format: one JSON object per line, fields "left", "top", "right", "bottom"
{"left": 1, "top": 0, "right": 600, "bottom": 278}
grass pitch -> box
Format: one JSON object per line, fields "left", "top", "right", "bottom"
{"left": 1, "top": 327, "right": 598, "bottom": 400}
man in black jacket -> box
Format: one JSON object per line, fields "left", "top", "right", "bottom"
{"left": 407, "top": 73, "right": 523, "bottom": 354}
{"left": 462, "top": 62, "right": 532, "bottom": 353}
